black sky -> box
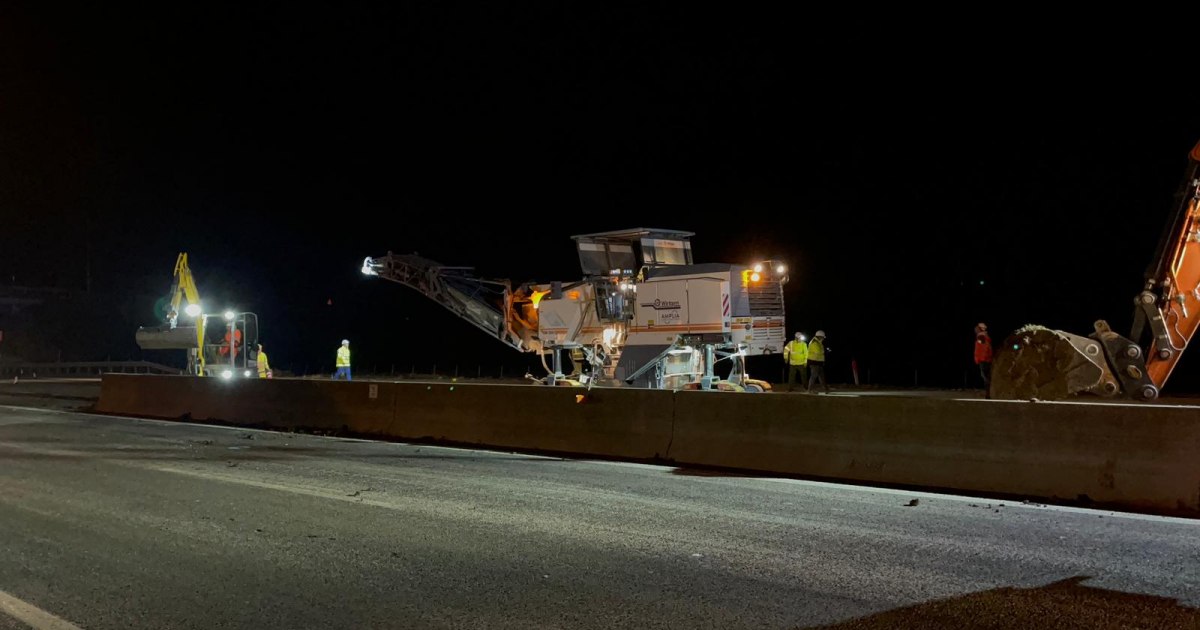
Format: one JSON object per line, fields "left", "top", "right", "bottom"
{"left": 3, "top": 7, "right": 1199, "bottom": 388}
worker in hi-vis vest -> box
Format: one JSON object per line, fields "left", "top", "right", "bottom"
{"left": 783, "top": 331, "right": 808, "bottom": 392}
{"left": 333, "top": 339, "right": 352, "bottom": 381}
{"left": 256, "top": 343, "right": 271, "bottom": 378}
{"left": 807, "top": 330, "right": 830, "bottom": 393}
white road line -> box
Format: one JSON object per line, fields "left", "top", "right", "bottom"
{"left": 0, "top": 590, "right": 83, "bottom": 630}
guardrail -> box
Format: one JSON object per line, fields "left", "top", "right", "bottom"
{"left": 0, "top": 361, "right": 179, "bottom": 377}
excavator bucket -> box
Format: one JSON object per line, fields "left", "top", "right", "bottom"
{"left": 990, "top": 140, "right": 1199, "bottom": 401}
{"left": 136, "top": 325, "right": 201, "bottom": 350}
{"left": 989, "top": 325, "right": 1122, "bottom": 401}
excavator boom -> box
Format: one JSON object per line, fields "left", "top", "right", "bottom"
{"left": 1141, "top": 140, "right": 1200, "bottom": 386}
{"left": 135, "top": 252, "right": 207, "bottom": 375}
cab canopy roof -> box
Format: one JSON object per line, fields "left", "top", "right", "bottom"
{"left": 571, "top": 228, "right": 694, "bottom": 275}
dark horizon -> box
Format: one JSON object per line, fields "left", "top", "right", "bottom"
{"left": 3, "top": 7, "right": 1199, "bottom": 390}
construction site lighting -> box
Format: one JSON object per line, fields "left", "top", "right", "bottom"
{"left": 184, "top": 303, "right": 202, "bottom": 317}
{"left": 361, "top": 258, "right": 377, "bottom": 275}
{"left": 224, "top": 310, "right": 235, "bottom": 321}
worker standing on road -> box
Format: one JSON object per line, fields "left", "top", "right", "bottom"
{"left": 783, "top": 332, "right": 809, "bottom": 392}
{"left": 975, "top": 322, "right": 993, "bottom": 389}
{"left": 333, "top": 339, "right": 352, "bottom": 381}
{"left": 807, "top": 330, "right": 830, "bottom": 393}
{"left": 256, "top": 343, "right": 271, "bottom": 379}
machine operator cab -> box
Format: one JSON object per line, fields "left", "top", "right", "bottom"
{"left": 571, "top": 228, "right": 696, "bottom": 323}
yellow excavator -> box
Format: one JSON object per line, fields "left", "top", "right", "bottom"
{"left": 991, "top": 139, "right": 1200, "bottom": 401}
{"left": 135, "top": 253, "right": 206, "bottom": 376}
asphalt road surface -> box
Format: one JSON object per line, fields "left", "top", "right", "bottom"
{"left": 1, "top": 403, "right": 1197, "bottom": 629}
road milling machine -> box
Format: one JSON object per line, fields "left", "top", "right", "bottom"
{"left": 991, "top": 139, "right": 1200, "bottom": 401}
{"left": 363, "top": 228, "right": 789, "bottom": 390}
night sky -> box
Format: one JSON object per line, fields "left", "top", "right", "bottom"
{"left": 3, "top": 7, "right": 1199, "bottom": 389}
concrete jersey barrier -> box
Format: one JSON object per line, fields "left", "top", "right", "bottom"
{"left": 96, "top": 374, "right": 1200, "bottom": 514}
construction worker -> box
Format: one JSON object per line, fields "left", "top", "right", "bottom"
{"left": 783, "top": 331, "right": 809, "bottom": 392}
{"left": 975, "top": 322, "right": 993, "bottom": 389}
{"left": 807, "top": 330, "right": 830, "bottom": 393}
{"left": 256, "top": 343, "right": 270, "bottom": 379}
{"left": 219, "top": 324, "right": 243, "bottom": 358}
{"left": 333, "top": 339, "right": 352, "bottom": 381}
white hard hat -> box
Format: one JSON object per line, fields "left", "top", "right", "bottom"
{"left": 341, "top": 339, "right": 350, "bottom": 345}
{"left": 815, "top": 330, "right": 826, "bottom": 337}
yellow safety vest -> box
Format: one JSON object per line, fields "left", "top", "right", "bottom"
{"left": 336, "top": 346, "right": 351, "bottom": 367}
{"left": 257, "top": 351, "right": 270, "bottom": 376}
{"left": 808, "top": 338, "right": 825, "bottom": 362}
{"left": 784, "top": 340, "right": 808, "bottom": 365}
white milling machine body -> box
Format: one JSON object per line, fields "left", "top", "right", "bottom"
{"left": 363, "top": 228, "right": 788, "bottom": 389}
